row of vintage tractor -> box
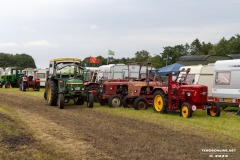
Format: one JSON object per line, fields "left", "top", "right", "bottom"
{"left": 96, "top": 63, "right": 220, "bottom": 118}
{"left": 0, "top": 67, "right": 41, "bottom": 91}
{"left": 42, "top": 58, "right": 220, "bottom": 118}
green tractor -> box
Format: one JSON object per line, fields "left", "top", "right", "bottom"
{"left": 44, "top": 58, "right": 94, "bottom": 109}
{"left": 0, "top": 67, "right": 24, "bottom": 88}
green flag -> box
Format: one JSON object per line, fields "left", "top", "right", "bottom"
{"left": 108, "top": 50, "right": 115, "bottom": 56}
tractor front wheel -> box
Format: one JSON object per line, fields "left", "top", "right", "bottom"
{"left": 207, "top": 102, "right": 221, "bottom": 117}
{"left": 133, "top": 97, "right": 148, "bottom": 110}
{"left": 58, "top": 94, "right": 64, "bottom": 109}
{"left": 108, "top": 94, "right": 122, "bottom": 108}
{"left": 84, "top": 85, "right": 99, "bottom": 102}
{"left": 153, "top": 91, "right": 168, "bottom": 114}
{"left": 181, "top": 102, "right": 192, "bottom": 118}
{"left": 87, "top": 93, "right": 94, "bottom": 108}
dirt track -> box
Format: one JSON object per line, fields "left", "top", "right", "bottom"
{"left": 0, "top": 91, "right": 239, "bottom": 160}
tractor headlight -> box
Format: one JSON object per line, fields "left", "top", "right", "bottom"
{"left": 192, "top": 105, "right": 197, "bottom": 111}
{"left": 134, "top": 90, "right": 137, "bottom": 93}
{"left": 186, "top": 92, "right": 191, "bottom": 97}
{"left": 71, "top": 87, "right": 74, "bottom": 91}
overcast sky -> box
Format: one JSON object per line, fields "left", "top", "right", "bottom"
{"left": 0, "top": 0, "right": 239, "bottom": 68}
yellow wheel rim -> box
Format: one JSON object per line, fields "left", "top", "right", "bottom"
{"left": 47, "top": 85, "right": 51, "bottom": 102}
{"left": 210, "top": 105, "right": 217, "bottom": 117}
{"left": 154, "top": 95, "right": 163, "bottom": 112}
{"left": 182, "top": 106, "right": 189, "bottom": 118}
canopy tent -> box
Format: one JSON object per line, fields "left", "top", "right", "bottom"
{"left": 157, "top": 63, "right": 184, "bottom": 76}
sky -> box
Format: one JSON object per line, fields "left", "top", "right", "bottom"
{"left": 0, "top": 0, "right": 240, "bottom": 68}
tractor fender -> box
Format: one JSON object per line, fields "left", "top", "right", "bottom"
{"left": 152, "top": 87, "right": 168, "bottom": 95}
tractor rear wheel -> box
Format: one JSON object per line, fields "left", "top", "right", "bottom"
{"left": 58, "top": 94, "right": 65, "bottom": 109}
{"left": 207, "top": 102, "right": 221, "bottom": 117}
{"left": 46, "top": 79, "right": 58, "bottom": 106}
{"left": 108, "top": 94, "right": 122, "bottom": 108}
{"left": 153, "top": 91, "right": 168, "bottom": 114}
{"left": 133, "top": 97, "right": 148, "bottom": 110}
{"left": 122, "top": 96, "right": 132, "bottom": 108}
{"left": 181, "top": 102, "right": 192, "bottom": 118}
{"left": 87, "top": 93, "right": 94, "bottom": 108}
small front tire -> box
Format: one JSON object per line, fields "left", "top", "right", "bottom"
{"left": 59, "top": 94, "right": 64, "bottom": 109}
{"left": 181, "top": 102, "right": 192, "bottom": 118}
{"left": 87, "top": 94, "right": 94, "bottom": 108}
{"left": 108, "top": 94, "right": 122, "bottom": 108}
{"left": 133, "top": 97, "right": 149, "bottom": 110}
{"left": 207, "top": 102, "right": 220, "bottom": 117}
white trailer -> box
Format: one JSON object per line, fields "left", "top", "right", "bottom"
{"left": 179, "top": 64, "right": 214, "bottom": 97}
{"left": 212, "top": 59, "right": 240, "bottom": 110}
{"left": 97, "top": 64, "right": 149, "bottom": 81}
{"left": 35, "top": 68, "right": 49, "bottom": 87}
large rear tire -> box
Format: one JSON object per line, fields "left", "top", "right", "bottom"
{"left": 207, "top": 102, "right": 221, "bottom": 117}
{"left": 46, "top": 79, "right": 58, "bottom": 106}
{"left": 108, "top": 94, "right": 122, "bottom": 108}
{"left": 133, "top": 97, "right": 149, "bottom": 110}
{"left": 153, "top": 91, "right": 168, "bottom": 114}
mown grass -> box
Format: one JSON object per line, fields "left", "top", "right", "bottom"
{"left": 0, "top": 104, "right": 68, "bottom": 160}
{"left": 93, "top": 104, "right": 240, "bottom": 144}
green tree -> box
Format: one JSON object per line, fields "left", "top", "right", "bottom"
{"left": 211, "top": 37, "right": 229, "bottom": 56}
{"left": 134, "top": 50, "right": 151, "bottom": 63}
{"left": 148, "top": 54, "right": 163, "bottom": 69}
{"left": 190, "top": 38, "right": 202, "bottom": 55}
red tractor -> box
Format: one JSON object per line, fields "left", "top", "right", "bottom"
{"left": 152, "top": 68, "right": 221, "bottom": 118}
{"left": 97, "top": 63, "right": 146, "bottom": 108}
{"left": 121, "top": 63, "right": 165, "bottom": 110}
{"left": 19, "top": 75, "right": 40, "bottom": 91}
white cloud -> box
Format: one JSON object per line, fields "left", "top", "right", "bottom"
{"left": 23, "top": 40, "right": 58, "bottom": 48}
{"left": 89, "top": 25, "right": 99, "bottom": 30}
{"left": 21, "top": 26, "right": 36, "bottom": 33}
{"left": 0, "top": 42, "right": 19, "bottom": 48}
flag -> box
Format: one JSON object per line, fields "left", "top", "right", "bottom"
{"left": 89, "top": 56, "right": 100, "bottom": 63}
{"left": 108, "top": 57, "right": 114, "bottom": 62}
{"left": 108, "top": 50, "right": 115, "bottom": 56}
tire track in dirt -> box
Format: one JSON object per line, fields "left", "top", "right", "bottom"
{"left": 0, "top": 92, "right": 239, "bottom": 160}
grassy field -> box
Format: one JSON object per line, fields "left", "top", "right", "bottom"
{"left": 6, "top": 88, "right": 240, "bottom": 143}
{"left": 0, "top": 88, "right": 240, "bottom": 159}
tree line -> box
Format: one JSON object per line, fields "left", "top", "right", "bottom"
{"left": 83, "top": 34, "right": 240, "bottom": 69}
{"left": 0, "top": 53, "right": 36, "bottom": 68}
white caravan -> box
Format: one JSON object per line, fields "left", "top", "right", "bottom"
{"left": 212, "top": 59, "right": 240, "bottom": 107}
{"left": 35, "top": 68, "right": 49, "bottom": 87}
{"left": 85, "top": 67, "right": 99, "bottom": 82}
{"left": 97, "top": 64, "right": 150, "bottom": 81}
{"left": 179, "top": 64, "right": 214, "bottom": 97}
